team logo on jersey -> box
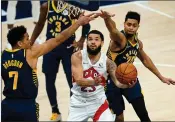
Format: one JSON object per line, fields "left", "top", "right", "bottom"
{"left": 98, "top": 63, "right": 103, "bottom": 68}
{"left": 62, "top": 9, "right": 68, "bottom": 16}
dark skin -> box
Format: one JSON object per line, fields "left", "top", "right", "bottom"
{"left": 98, "top": 10, "right": 175, "bottom": 122}
{"left": 30, "top": 1, "right": 88, "bottom": 51}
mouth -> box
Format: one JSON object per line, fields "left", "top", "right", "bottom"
{"left": 128, "top": 31, "right": 134, "bottom": 33}
{"left": 90, "top": 46, "right": 96, "bottom": 49}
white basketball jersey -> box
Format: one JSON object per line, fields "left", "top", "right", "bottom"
{"left": 71, "top": 49, "right": 108, "bottom": 98}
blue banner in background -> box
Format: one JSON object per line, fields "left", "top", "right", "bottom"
{"left": 1, "top": 1, "right": 128, "bottom": 22}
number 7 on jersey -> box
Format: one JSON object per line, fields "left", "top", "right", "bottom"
{"left": 9, "top": 71, "right": 18, "bottom": 90}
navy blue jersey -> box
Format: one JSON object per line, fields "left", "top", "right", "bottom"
{"left": 107, "top": 30, "right": 139, "bottom": 66}
{"left": 1, "top": 49, "right": 38, "bottom": 99}
{"left": 46, "top": 0, "right": 81, "bottom": 46}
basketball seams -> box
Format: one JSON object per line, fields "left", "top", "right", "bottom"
{"left": 115, "top": 63, "right": 137, "bottom": 85}
{"left": 122, "top": 63, "right": 130, "bottom": 84}
{"left": 124, "top": 64, "right": 137, "bottom": 75}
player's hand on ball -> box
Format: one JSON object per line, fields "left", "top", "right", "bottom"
{"left": 128, "top": 80, "right": 137, "bottom": 88}
{"left": 160, "top": 76, "right": 175, "bottom": 85}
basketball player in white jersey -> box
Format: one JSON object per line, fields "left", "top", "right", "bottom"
{"left": 68, "top": 30, "right": 134, "bottom": 121}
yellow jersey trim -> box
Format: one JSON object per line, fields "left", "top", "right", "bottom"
{"left": 128, "top": 34, "right": 138, "bottom": 47}
{"left": 5, "top": 49, "right": 21, "bottom": 52}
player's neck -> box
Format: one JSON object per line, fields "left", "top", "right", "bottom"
{"left": 12, "top": 45, "right": 21, "bottom": 50}
{"left": 88, "top": 52, "right": 101, "bottom": 65}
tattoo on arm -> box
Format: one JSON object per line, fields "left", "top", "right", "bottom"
{"left": 107, "top": 58, "right": 117, "bottom": 82}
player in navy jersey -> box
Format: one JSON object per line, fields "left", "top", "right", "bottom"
{"left": 30, "top": 0, "right": 91, "bottom": 120}
{"left": 98, "top": 10, "right": 175, "bottom": 122}
{"left": 1, "top": 13, "right": 96, "bottom": 122}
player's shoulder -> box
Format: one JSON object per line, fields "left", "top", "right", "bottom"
{"left": 72, "top": 50, "right": 82, "bottom": 58}
{"left": 71, "top": 50, "right": 82, "bottom": 61}
{"left": 138, "top": 39, "right": 143, "bottom": 49}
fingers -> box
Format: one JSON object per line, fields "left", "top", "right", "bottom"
{"left": 169, "top": 79, "right": 175, "bottom": 85}
{"left": 79, "top": 11, "right": 85, "bottom": 17}
{"left": 100, "top": 9, "right": 115, "bottom": 17}
{"left": 86, "top": 13, "right": 95, "bottom": 17}
{"left": 128, "top": 81, "right": 136, "bottom": 85}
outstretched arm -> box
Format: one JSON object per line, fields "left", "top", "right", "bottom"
{"left": 137, "top": 40, "right": 175, "bottom": 85}
{"left": 100, "top": 10, "right": 126, "bottom": 47}
{"left": 70, "top": 7, "right": 91, "bottom": 51}
{"left": 31, "top": 13, "right": 97, "bottom": 58}
{"left": 30, "top": 2, "right": 48, "bottom": 45}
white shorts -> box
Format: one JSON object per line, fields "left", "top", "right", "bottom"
{"left": 67, "top": 94, "right": 114, "bottom": 121}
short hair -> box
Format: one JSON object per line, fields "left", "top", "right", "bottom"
{"left": 7, "top": 25, "right": 27, "bottom": 47}
{"left": 125, "top": 11, "right": 140, "bottom": 24}
{"left": 87, "top": 30, "right": 104, "bottom": 41}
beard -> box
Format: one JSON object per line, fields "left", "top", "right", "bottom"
{"left": 87, "top": 45, "right": 101, "bottom": 55}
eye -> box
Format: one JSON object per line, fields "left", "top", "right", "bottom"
{"left": 127, "top": 23, "right": 131, "bottom": 26}
{"left": 133, "top": 24, "right": 137, "bottom": 27}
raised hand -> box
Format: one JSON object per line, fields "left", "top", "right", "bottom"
{"left": 77, "top": 12, "right": 99, "bottom": 26}
{"left": 99, "top": 10, "right": 115, "bottom": 19}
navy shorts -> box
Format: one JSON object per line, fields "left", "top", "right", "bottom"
{"left": 105, "top": 77, "right": 143, "bottom": 116}
{"left": 1, "top": 98, "right": 39, "bottom": 122}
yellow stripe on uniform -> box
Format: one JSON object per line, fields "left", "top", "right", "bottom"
{"left": 141, "top": 89, "right": 144, "bottom": 96}
{"left": 5, "top": 49, "right": 21, "bottom": 52}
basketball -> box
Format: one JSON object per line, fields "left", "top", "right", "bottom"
{"left": 115, "top": 63, "right": 138, "bottom": 85}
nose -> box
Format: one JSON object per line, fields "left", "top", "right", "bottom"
{"left": 129, "top": 26, "right": 134, "bottom": 31}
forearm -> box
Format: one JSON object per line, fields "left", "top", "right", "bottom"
{"left": 104, "top": 17, "right": 118, "bottom": 33}
{"left": 76, "top": 78, "right": 96, "bottom": 87}
{"left": 107, "top": 58, "right": 128, "bottom": 88}
{"left": 143, "top": 57, "right": 163, "bottom": 80}
{"left": 30, "top": 23, "right": 45, "bottom": 45}
{"left": 110, "top": 72, "right": 128, "bottom": 88}
{"left": 104, "top": 17, "right": 124, "bottom": 44}
{"left": 81, "top": 23, "right": 90, "bottom": 38}
{"left": 56, "top": 21, "right": 81, "bottom": 44}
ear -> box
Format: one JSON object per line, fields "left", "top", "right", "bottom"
{"left": 17, "top": 41, "right": 23, "bottom": 47}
